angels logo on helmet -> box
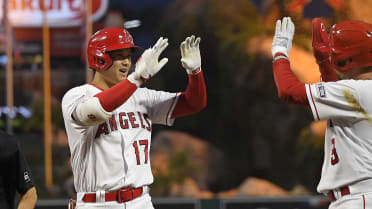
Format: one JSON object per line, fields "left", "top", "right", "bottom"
{"left": 329, "top": 20, "right": 372, "bottom": 73}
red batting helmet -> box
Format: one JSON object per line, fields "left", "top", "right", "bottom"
{"left": 87, "top": 28, "right": 140, "bottom": 72}
{"left": 329, "top": 20, "right": 372, "bottom": 73}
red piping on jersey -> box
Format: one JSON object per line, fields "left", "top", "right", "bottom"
{"left": 308, "top": 84, "right": 320, "bottom": 120}
{"left": 363, "top": 195, "right": 366, "bottom": 209}
{"left": 272, "top": 59, "right": 309, "bottom": 106}
{"left": 171, "top": 69, "right": 207, "bottom": 118}
{"left": 94, "top": 79, "right": 138, "bottom": 112}
{"left": 166, "top": 93, "right": 179, "bottom": 125}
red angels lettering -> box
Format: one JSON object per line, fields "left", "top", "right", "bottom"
{"left": 119, "top": 112, "right": 129, "bottom": 129}
{"left": 331, "top": 138, "right": 339, "bottom": 165}
{"left": 108, "top": 115, "right": 118, "bottom": 131}
{"left": 137, "top": 112, "right": 146, "bottom": 129}
{"left": 94, "top": 112, "right": 151, "bottom": 136}
{"left": 95, "top": 122, "right": 109, "bottom": 138}
{"left": 127, "top": 112, "right": 139, "bottom": 128}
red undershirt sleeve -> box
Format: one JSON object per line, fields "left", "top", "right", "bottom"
{"left": 94, "top": 79, "right": 138, "bottom": 112}
{"left": 272, "top": 59, "right": 309, "bottom": 106}
{"left": 171, "top": 69, "right": 207, "bottom": 118}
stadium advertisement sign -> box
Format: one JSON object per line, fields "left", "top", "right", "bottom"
{"left": 2, "top": 0, "right": 108, "bottom": 27}
{"left": 0, "top": 0, "right": 109, "bottom": 56}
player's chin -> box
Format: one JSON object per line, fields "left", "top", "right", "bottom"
{"left": 116, "top": 76, "right": 127, "bottom": 83}
{"left": 118, "top": 72, "right": 128, "bottom": 80}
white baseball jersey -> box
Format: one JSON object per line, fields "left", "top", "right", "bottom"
{"left": 62, "top": 84, "right": 179, "bottom": 193}
{"left": 305, "top": 80, "right": 372, "bottom": 193}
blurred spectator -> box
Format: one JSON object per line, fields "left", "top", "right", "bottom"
{"left": 104, "top": 9, "right": 125, "bottom": 28}
{"left": 0, "top": 130, "right": 37, "bottom": 209}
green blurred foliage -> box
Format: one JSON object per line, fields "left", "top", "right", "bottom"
{"left": 23, "top": 101, "right": 64, "bottom": 133}
{"left": 151, "top": 151, "right": 200, "bottom": 196}
{"left": 206, "top": 0, "right": 264, "bottom": 61}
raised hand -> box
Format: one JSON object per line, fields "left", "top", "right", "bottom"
{"left": 128, "top": 37, "right": 169, "bottom": 86}
{"left": 271, "top": 17, "right": 295, "bottom": 58}
{"left": 147, "top": 37, "right": 169, "bottom": 77}
{"left": 180, "top": 35, "right": 201, "bottom": 74}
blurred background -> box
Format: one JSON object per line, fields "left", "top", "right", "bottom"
{"left": 1, "top": 0, "right": 371, "bottom": 208}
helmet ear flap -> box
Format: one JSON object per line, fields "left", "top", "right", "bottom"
{"left": 98, "top": 52, "right": 113, "bottom": 71}
{"left": 90, "top": 49, "right": 113, "bottom": 72}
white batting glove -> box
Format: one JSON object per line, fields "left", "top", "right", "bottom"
{"left": 128, "top": 37, "right": 169, "bottom": 86}
{"left": 271, "top": 17, "right": 295, "bottom": 59}
{"left": 180, "top": 35, "right": 201, "bottom": 74}
{"left": 148, "top": 37, "right": 169, "bottom": 76}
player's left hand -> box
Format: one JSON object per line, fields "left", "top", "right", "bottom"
{"left": 271, "top": 17, "right": 295, "bottom": 58}
{"left": 180, "top": 35, "right": 201, "bottom": 74}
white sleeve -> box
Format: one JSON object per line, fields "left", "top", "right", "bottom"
{"left": 305, "top": 80, "right": 362, "bottom": 121}
{"left": 62, "top": 88, "right": 86, "bottom": 126}
{"left": 143, "top": 88, "right": 180, "bottom": 126}
{"left": 62, "top": 87, "right": 112, "bottom": 127}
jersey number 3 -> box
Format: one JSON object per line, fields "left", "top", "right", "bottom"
{"left": 133, "top": 139, "right": 149, "bottom": 165}
{"left": 331, "top": 138, "right": 339, "bottom": 165}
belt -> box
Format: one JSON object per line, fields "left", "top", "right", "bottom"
{"left": 327, "top": 186, "right": 350, "bottom": 202}
{"left": 82, "top": 187, "right": 143, "bottom": 203}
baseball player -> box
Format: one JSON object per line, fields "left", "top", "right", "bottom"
{"left": 62, "top": 28, "right": 206, "bottom": 209}
{"left": 272, "top": 17, "right": 372, "bottom": 208}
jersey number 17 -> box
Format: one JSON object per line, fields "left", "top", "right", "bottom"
{"left": 133, "top": 139, "right": 149, "bottom": 165}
